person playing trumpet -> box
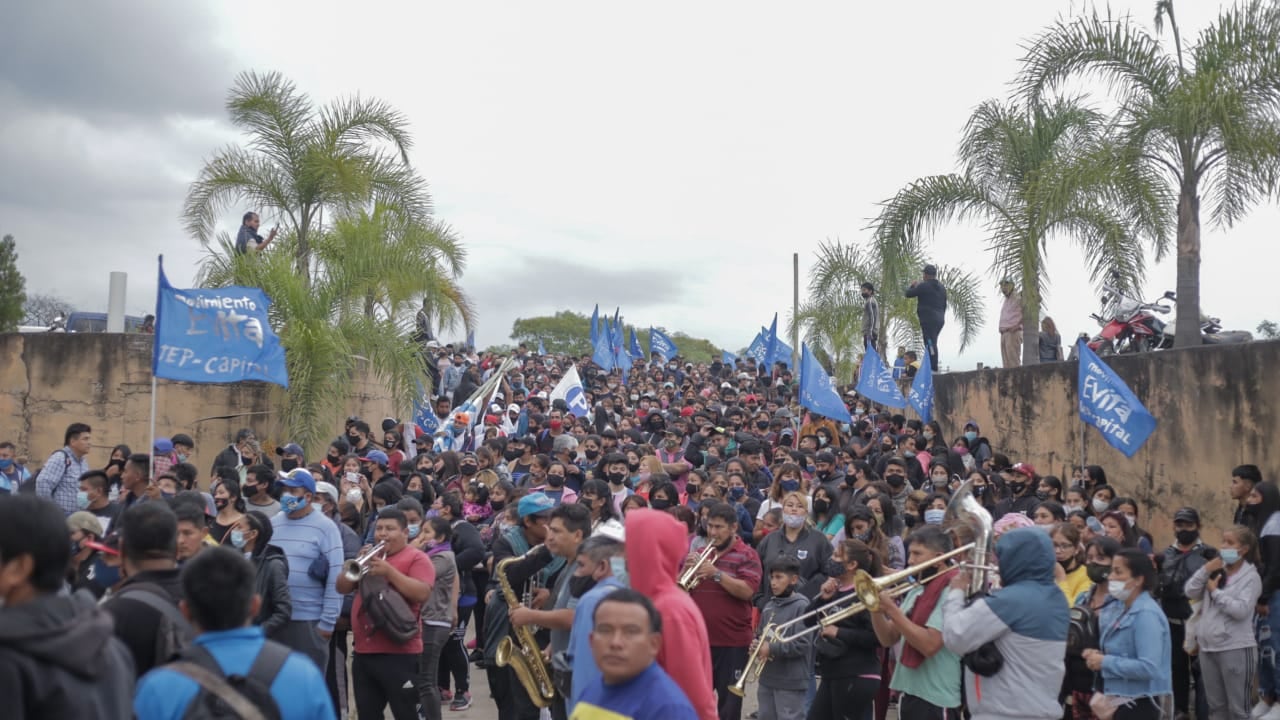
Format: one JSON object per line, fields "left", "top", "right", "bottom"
{"left": 869, "top": 526, "right": 963, "bottom": 720}
{"left": 808, "top": 539, "right": 883, "bottom": 720}
{"left": 754, "top": 555, "right": 814, "bottom": 720}
{"left": 687, "top": 501, "right": 762, "bottom": 720}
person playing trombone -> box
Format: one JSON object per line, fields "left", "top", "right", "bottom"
{"left": 687, "top": 501, "right": 762, "bottom": 720}
{"left": 869, "top": 526, "right": 963, "bottom": 720}
{"left": 753, "top": 555, "right": 813, "bottom": 720}
{"left": 808, "top": 539, "right": 883, "bottom": 720}
{"left": 939, "top": 527, "right": 1069, "bottom": 720}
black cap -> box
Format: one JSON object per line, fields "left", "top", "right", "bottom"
{"left": 815, "top": 451, "right": 837, "bottom": 465}
{"left": 1173, "top": 507, "right": 1200, "bottom": 524}
{"left": 923, "top": 264, "right": 938, "bottom": 277}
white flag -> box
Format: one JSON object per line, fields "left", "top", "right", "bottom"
{"left": 550, "top": 366, "right": 591, "bottom": 418}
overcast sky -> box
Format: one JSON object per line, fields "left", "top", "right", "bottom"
{"left": 2, "top": 0, "right": 1274, "bottom": 371}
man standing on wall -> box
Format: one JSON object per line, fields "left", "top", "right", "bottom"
{"left": 904, "top": 264, "right": 947, "bottom": 372}
{"left": 998, "top": 278, "right": 1023, "bottom": 368}
{"left": 861, "top": 282, "right": 881, "bottom": 356}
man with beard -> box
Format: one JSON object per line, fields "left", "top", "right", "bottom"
{"left": 686, "top": 502, "right": 762, "bottom": 720}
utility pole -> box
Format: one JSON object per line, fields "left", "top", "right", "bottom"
{"left": 792, "top": 252, "right": 800, "bottom": 368}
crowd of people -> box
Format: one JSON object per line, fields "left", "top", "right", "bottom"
{"left": 0, "top": 343, "right": 1273, "bottom": 720}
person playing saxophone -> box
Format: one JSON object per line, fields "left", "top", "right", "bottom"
{"left": 484, "top": 492, "right": 559, "bottom": 720}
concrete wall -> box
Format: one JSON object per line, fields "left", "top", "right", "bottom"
{"left": 0, "top": 333, "right": 397, "bottom": 475}
{"left": 933, "top": 340, "right": 1280, "bottom": 547}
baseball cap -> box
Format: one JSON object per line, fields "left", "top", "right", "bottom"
{"left": 507, "top": 403, "right": 521, "bottom": 414}
{"left": 314, "top": 481, "right": 339, "bottom": 502}
{"left": 364, "top": 450, "right": 390, "bottom": 468}
{"left": 67, "top": 511, "right": 104, "bottom": 538}
{"left": 278, "top": 468, "right": 316, "bottom": 493}
{"left": 1009, "top": 463, "right": 1037, "bottom": 479}
{"left": 276, "top": 442, "right": 305, "bottom": 458}
{"left": 1173, "top": 507, "right": 1200, "bottom": 524}
{"left": 595, "top": 518, "right": 626, "bottom": 542}
{"left": 153, "top": 437, "right": 174, "bottom": 454}
{"left": 518, "top": 492, "right": 556, "bottom": 519}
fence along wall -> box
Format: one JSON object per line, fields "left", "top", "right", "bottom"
{"left": 0, "top": 333, "right": 397, "bottom": 476}
{"left": 932, "top": 340, "right": 1279, "bottom": 547}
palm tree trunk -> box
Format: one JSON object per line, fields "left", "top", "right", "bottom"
{"left": 1173, "top": 188, "right": 1201, "bottom": 348}
{"left": 1022, "top": 294, "right": 1040, "bottom": 366}
{"left": 296, "top": 208, "right": 312, "bottom": 288}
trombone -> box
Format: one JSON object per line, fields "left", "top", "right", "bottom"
{"left": 342, "top": 541, "right": 387, "bottom": 582}
{"left": 678, "top": 543, "right": 719, "bottom": 592}
{"left": 770, "top": 581, "right": 918, "bottom": 643}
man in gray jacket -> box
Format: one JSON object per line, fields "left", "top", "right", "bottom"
{"left": 940, "top": 528, "right": 1068, "bottom": 720}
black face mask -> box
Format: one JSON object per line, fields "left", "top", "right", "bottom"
{"left": 546, "top": 474, "right": 565, "bottom": 488}
{"left": 626, "top": 461, "right": 640, "bottom": 472}
{"left": 585, "top": 449, "right": 601, "bottom": 460}
{"left": 460, "top": 463, "right": 478, "bottom": 475}
{"left": 347, "top": 433, "right": 361, "bottom": 444}
{"left": 885, "top": 474, "right": 906, "bottom": 488}
{"left": 650, "top": 498, "right": 672, "bottom": 511}
{"left": 1175, "top": 529, "right": 1199, "bottom": 546}
{"left": 327, "top": 453, "right": 341, "bottom": 464}
{"left": 755, "top": 421, "right": 769, "bottom": 430}
{"left": 569, "top": 574, "right": 598, "bottom": 599}
{"left": 813, "top": 499, "right": 831, "bottom": 515}
{"left": 1086, "top": 563, "right": 1110, "bottom": 584}
{"left": 607, "top": 471, "right": 627, "bottom": 486}
{"left": 1008, "top": 481, "right": 1028, "bottom": 496}
{"left": 503, "top": 449, "right": 523, "bottom": 462}
{"left": 281, "top": 459, "right": 299, "bottom": 472}
{"left": 1034, "top": 490, "right": 1049, "bottom": 501}
{"left": 491, "top": 500, "right": 506, "bottom": 512}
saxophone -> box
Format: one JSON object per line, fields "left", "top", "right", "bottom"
{"left": 494, "top": 546, "right": 556, "bottom": 708}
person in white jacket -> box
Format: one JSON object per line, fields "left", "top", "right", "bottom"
{"left": 1185, "top": 525, "right": 1263, "bottom": 720}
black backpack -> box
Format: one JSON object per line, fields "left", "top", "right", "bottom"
{"left": 114, "top": 582, "right": 197, "bottom": 664}
{"left": 167, "top": 640, "right": 290, "bottom": 720}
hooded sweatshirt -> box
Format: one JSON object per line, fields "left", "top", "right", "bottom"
{"left": 0, "top": 589, "right": 136, "bottom": 719}
{"left": 940, "top": 528, "right": 1068, "bottom": 720}
{"left": 626, "top": 509, "right": 718, "bottom": 720}
{"left": 756, "top": 591, "right": 813, "bottom": 691}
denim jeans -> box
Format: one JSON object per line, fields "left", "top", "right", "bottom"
{"left": 1259, "top": 592, "right": 1280, "bottom": 700}
{"left": 417, "top": 625, "right": 451, "bottom": 720}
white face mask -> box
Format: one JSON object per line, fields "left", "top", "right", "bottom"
{"left": 1123, "top": 514, "right": 1137, "bottom": 528}
{"left": 1107, "top": 579, "right": 1131, "bottom": 601}
{"left": 1092, "top": 498, "right": 1109, "bottom": 514}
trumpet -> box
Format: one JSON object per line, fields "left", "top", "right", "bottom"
{"left": 728, "top": 626, "right": 776, "bottom": 697}
{"left": 678, "top": 543, "right": 720, "bottom": 592}
{"left": 342, "top": 542, "right": 387, "bottom": 583}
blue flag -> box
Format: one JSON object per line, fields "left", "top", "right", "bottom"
{"left": 650, "top": 327, "right": 678, "bottom": 361}
{"left": 411, "top": 380, "right": 440, "bottom": 435}
{"left": 466, "top": 328, "right": 475, "bottom": 349}
{"left": 722, "top": 350, "right": 736, "bottom": 365}
{"left": 616, "top": 339, "right": 633, "bottom": 379}
{"left": 798, "top": 343, "right": 853, "bottom": 424}
{"left": 537, "top": 337, "right": 547, "bottom": 356}
{"left": 856, "top": 342, "right": 906, "bottom": 409}
{"left": 590, "top": 305, "right": 600, "bottom": 346}
{"left": 745, "top": 330, "right": 768, "bottom": 365}
{"left": 152, "top": 257, "right": 288, "bottom": 387}
{"left": 769, "top": 336, "right": 794, "bottom": 369}
{"left": 629, "top": 328, "right": 644, "bottom": 360}
{"left": 592, "top": 332, "right": 615, "bottom": 371}
{"left": 908, "top": 350, "right": 934, "bottom": 424}
{"left": 765, "top": 314, "right": 779, "bottom": 369}
{"left": 1077, "top": 339, "right": 1157, "bottom": 457}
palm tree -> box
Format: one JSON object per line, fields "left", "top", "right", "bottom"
{"left": 870, "top": 97, "right": 1170, "bottom": 364}
{"left": 183, "top": 71, "right": 427, "bottom": 286}
{"left": 793, "top": 240, "right": 985, "bottom": 380}
{"left": 1018, "top": 1, "right": 1280, "bottom": 347}
{"left": 197, "top": 232, "right": 436, "bottom": 452}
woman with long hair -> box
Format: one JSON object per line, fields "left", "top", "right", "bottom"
{"left": 1052, "top": 522, "right": 1090, "bottom": 602}
{"left": 1099, "top": 511, "right": 1140, "bottom": 548}
{"left": 1245, "top": 481, "right": 1280, "bottom": 717}
{"left": 1039, "top": 316, "right": 1063, "bottom": 362}
{"left": 229, "top": 510, "right": 292, "bottom": 639}
{"left": 1085, "top": 549, "right": 1171, "bottom": 720}
{"left": 1065, "top": 536, "right": 1121, "bottom": 720}
{"left": 809, "top": 539, "right": 883, "bottom": 720}
{"left": 210, "top": 478, "right": 246, "bottom": 543}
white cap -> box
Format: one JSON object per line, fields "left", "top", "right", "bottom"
{"left": 596, "top": 518, "right": 626, "bottom": 542}
{"left": 314, "top": 481, "right": 339, "bottom": 502}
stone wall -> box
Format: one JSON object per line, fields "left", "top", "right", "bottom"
{"left": 933, "top": 340, "right": 1280, "bottom": 546}
{"left": 0, "top": 333, "right": 397, "bottom": 474}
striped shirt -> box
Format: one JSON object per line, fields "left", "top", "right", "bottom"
{"left": 35, "top": 447, "right": 91, "bottom": 515}
{"left": 270, "top": 507, "right": 345, "bottom": 632}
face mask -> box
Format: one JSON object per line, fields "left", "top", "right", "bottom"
{"left": 1092, "top": 498, "right": 1109, "bottom": 514}
{"left": 854, "top": 530, "right": 871, "bottom": 542}
{"left": 176, "top": 453, "right": 189, "bottom": 463}
{"left": 1034, "top": 490, "right": 1048, "bottom": 501}
{"left": 215, "top": 498, "right": 229, "bottom": 511}
{"left": 569, "top": 574, "right": 598, "bottom": 598}
{"left": 546, "top": 474, "right": 565, "bottom": 488}
{"left": 346, "top": 489, "right": 363, "bottom": 504}
{"left": 924, "top": 508, "right": 946, "bottom": 525}
{"left": 90, "top": 557, "right": 121, "bottom": 588}
{"left": 243, "top": 483, "right": 260, "bottom": 498}
{"left": 1107, "top": 579, "right": 1131, "bottom": 601}
{"left": 77, "top": 490, "right": 90, "bottom": 510}
{"left": 626, "top": 461, "right": 641, "bottom": 472}
{"left": 328, "top": 453, "right": 341, "bottom": 464}
{"left": 972, "top": 485, "right": 985, "bottom": 496}
{"left": 923, "top": 431, "right": 934, "bottom": 441}
{"left": 1008, "top": 481, "right": 1027, "bottom": 496}
{"left": 609, "top": 556, "right": 629, "bottom": 587}
{"left": 813, "top": 498, "right": 830, "bottom": 515}
{"left": 491, "top": 500, "right": 506, "bottom": 512}
{"left": 780, "top": 479, "right": 800, "bottom": 492}
{"left": 1220, "top": 548, "right": 1241, "bottom": 565}
{"left": 782, "top": 513, "right": 805, "bottom": 529}
{"left": 0, "top": 459, "right": 13, "bottom": 471}
{"left": 1066, "top": 503, "right": 1082, "bottom": 512}
{"left": 1174, "top": 529, "right": 1198, "bottom": 546}
{"left": 755, "top": 421, "right": 769, "bottom": 431}
{"left": 230, "top": 529, "right": 248, "bottom": 549}
{"left": 664, "top": 439, "right": 680, "bottom": 449}
{"left": 855, "top": 408, "right": 866, "bottom": 416}
{"left": 347, "top": 433, "right": 361, "bottom": 444}
{"left": 503, "top": 449, "right": 523, "bottom": 462}
{"left": 280, "top": 494, "right": 309, "bottom": 514}
{"left": 281, "top": 459, "right": 299, "bottom": 472}
{"left": 931, "top": 474, "right": 948, "bottom": 486}
{"left": 818, "top": 437, "right": 829, "bottom": 447}
{"left": 885, "top": 474, "right": 905, "bottom": 489}
{"left": 650, "top": 498, "right": 672, "bottom": 511}
{"left": 1123, "top": 514, "right": 1137, "bottom": 528}
{"left": 407, "top": 490, "right": 424, "bottom": 502}
{"left": 460, "top": 463, "right": 478, "bottom": 475}
{"left": 71, "top": 539, "right": 82, "bottom": 556}
{"left": 161, "top": 491, "right": 176, "bottom": 500}
{"left": 964, "top": 431, "right": 978, "bottom": 442}
{"left": 607, "top": 471, "right": 626, "bottom": 486}
{"left": 729, "top": 487, "right": 745, "bottom": 500}
{"left": 585, "top": 449, "right": 601, "bottom": 460}
{"left": 408, "top": 524, "right": 421, "bottom": 539}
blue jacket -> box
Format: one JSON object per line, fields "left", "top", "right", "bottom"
{"left": 133, "top": 626, "right": 335, "bottom": 719}
{"left": 568, "top": 577, "right": 625, "bottom": 715}
{"left": 941, "top": 528, "right": 1068, "bottom": 720}
{"left": 1097, "top": 589, "right": 1172, "bottom": 698}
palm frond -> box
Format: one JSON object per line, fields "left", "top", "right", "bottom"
{"left": 226, "top": 71, "right": 314, "bottom": 173}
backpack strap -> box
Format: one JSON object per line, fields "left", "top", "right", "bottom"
{"left": 244, "top": 640, "right": 292, "bottom": 689}
{"left": 115, "top": 584, "right": 195, "bottom": 638}
{"left": 166, "top": 660, "right": 268, "bottom": 720}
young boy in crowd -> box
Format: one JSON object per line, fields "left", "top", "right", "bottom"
{"left": 755, "top": 555, "right": 813, "bottom": 720}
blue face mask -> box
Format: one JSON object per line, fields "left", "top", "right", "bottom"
{"left": 964, "top": 431, "right": 978, "bottom": 442}
{"left": 780, "top": 479, "right": 801, "bottom": 492}
{"left": 0, "top": 458, "right": 12, "bottom": 471}
{"left": 77, "top": 491, "right": 90, "bottom": 510}
{"left": 924, "top": 508, "right": 947, "bottom": 525}
{"left": 408, "top": 523, "right": 421, "bottom": 539}
{"left": 230, "top": 529, "right": 248, "bottom": 549}
{"left": 1220, "top": 548, "right": 1241, "bottom": 565}
{"left": 609, "top": 556, "right": 629, "bottom": 587}
{"left": 280, "top": 494, "right": 309, "bottom": 514}
{"left": 729, "top": 487, "right": 746, "bottom": 500}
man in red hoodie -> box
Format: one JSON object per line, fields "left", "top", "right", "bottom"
{"left": 624, "top": 509, "right": 718, "bottom": 720}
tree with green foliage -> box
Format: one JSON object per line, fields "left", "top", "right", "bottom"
{"left": 509, "top": 312, "right": 723, "bottom": 363}
{"left": 1258, "top": 320, "right": 1279, "bottom": 340}
{"left": 1019, "top": 1, "right": 1280, "bottom": 348}
{"left": 184, "top": 71, "right": 427, "bottom": 288}
{"left": 870, "top": 97, "right": 1169, "bottom": 365}
{"left": 0, "top": 235, "right": 27, "bottom": 332}
{"left": 794, "top": 240, "right": 985, "bottom": 380}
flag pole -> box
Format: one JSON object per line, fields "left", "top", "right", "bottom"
{"left": 148, "top": 374, "right": 158, "bottom": 479}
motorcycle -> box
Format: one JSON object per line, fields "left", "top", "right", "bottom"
{"left": 1086, "top": 281, "right": 1174, "bottom": 355}
{"left": 1164, "top": 313, "right": 1254, "bottom": 347}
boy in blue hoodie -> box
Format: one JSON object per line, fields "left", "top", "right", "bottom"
{"left": 755, "top": 555, "right": 813, "bottom": 720}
